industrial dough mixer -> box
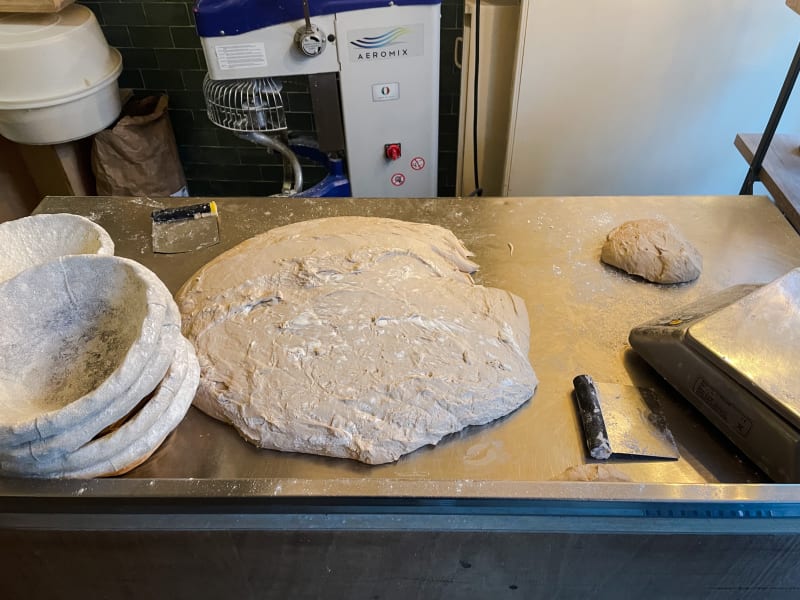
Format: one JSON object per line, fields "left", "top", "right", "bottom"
{"left": 194, "top": 0, "right": 442, "bottom": 197}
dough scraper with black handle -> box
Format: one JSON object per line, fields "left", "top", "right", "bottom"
{"left": 572, "top": 375, "right": 679, "bottom": 460}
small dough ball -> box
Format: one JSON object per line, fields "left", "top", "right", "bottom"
{"left": 600, "top": 219, "right": 702, "bottom": 284}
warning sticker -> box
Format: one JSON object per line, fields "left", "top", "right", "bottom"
{"left": 391, "top": 173, "right": 406, "bottom": 186}
{"left": 410, "top": 156, "right": 426, "bottom": 171}
{"left": 215, "top": 43, "right": 268, "bottom": 70}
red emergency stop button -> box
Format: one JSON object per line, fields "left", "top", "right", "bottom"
{"left": 384, "top": 143, "right": 401, "bottom": 161}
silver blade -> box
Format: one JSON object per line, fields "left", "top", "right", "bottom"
{"left": 152, "top": 216, "right": 219, "bottom": 254}
{"left": 595, "top": 382, "right": 680, "bottom": 459}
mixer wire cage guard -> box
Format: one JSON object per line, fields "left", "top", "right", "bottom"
{"left": 202, "top": 76, "right": 288, "bottom": 133}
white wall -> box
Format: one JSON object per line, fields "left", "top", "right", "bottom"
{"left": 504, "top": 0, "right": 800, "bottom": 196}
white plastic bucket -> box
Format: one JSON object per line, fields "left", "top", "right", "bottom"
{"left": 0, "top": 5, "right": 123, "bottom": 144}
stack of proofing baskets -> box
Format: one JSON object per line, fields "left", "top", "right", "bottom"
{"left": 0, "top": 214, "right": 199, "bottom": 478}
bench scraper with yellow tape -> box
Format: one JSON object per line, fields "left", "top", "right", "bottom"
{"left": 151, "top": 202, "right": 219, "bottom": 254}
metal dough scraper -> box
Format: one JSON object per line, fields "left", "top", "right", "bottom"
{"left": 151, "top": 202, "right": 219, "bottom": 254}
{"left": 573, "top": 375, "right": 680, "bottom": 460}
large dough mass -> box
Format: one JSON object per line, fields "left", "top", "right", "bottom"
{"left": 177, "top": 217, "right": 538, "bottom": 464}
{"left": 600, "top": 219, "right": 702, "bottom": 284}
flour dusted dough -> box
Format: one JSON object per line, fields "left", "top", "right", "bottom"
{"left": 601, "top": 219, "right": 702, "bottom": 284}
{"left": 178, "top": 216, "right": 538, "bottom": 464}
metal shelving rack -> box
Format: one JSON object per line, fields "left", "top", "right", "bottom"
{"left": 736, "top": 1, "right": 800, "bottom": 232}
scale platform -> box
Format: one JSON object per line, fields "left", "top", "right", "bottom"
{"left": 630, "top": 268, "right": 800, "bottom": 483}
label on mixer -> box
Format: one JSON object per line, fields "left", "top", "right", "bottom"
{"left": 215, "top": 43, "right": 268, "bottom": 70}
{"left": 348, "top": 24, "right": 424, "bottom": 63}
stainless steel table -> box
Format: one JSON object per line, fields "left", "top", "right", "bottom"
{"left": 3, "top": 195, "right": 800, "bottom": 599}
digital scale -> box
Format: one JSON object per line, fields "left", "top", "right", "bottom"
{"left": 630, "top": 268, "right": 800, "bottom": 483}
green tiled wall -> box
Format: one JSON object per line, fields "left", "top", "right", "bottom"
{"left": 85, "top": 1, "right": 464, "bottom": 197}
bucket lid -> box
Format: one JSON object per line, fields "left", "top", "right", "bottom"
{"left": 0, "top": 5, "right": 94, "bottom": 46}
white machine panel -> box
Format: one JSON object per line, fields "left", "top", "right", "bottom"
{"left": 202, "top": 15, "right": 339, "bottom": 80}
{"left": 335, "top": 5, "right": 439, "bottom": 197}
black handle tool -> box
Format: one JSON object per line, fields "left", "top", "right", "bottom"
{"left": 573, "top": 374, "right": 612, "bottom": 460}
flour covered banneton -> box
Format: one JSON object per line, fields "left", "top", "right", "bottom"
{"left": 177, "top": 216, "right": 538, "bottom": 464}
{"left": 0, "top": 213, "right": 114, "bottom": 284}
